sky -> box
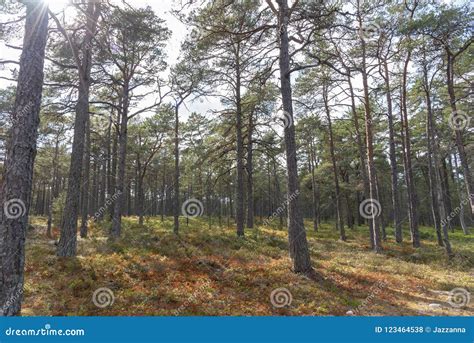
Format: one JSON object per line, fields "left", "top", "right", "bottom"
{"left": 0, "top": 0, "right": 222, "bottom": 117}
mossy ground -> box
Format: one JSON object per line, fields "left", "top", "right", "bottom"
{"left": 22, "top": 216, "right": 473, "bottom": 316}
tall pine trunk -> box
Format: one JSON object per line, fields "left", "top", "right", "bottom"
{"left": 80, "top": 117, "right": 91, "bottom": 238}
{"left": 246, "top": 110, "right": 254, "bottom": 229}
{"left": 381, "top": 61, "right": 402, "bottom": 242}
{"left": 446, "top": 54, "right": 474, "bottom": 217}
{"left": 0, "top": 1, "right": 48, "bottom": 315}
{"left": 58, "top": 3, "right": 100, "bottom": 256}
{"left": 323, "top": 85, "right": 345, "bottom": 240}
{"left": 235, "top": 50, "right": 245, "bottom": 237}
{"left": 174, "top": 103, "right": 180, "bottom": 234}
{"left": 111, "top": 86, "right": 129, "bottom": 239}
{"left": 276, "top": 0, "right": 312, "bottom": 273}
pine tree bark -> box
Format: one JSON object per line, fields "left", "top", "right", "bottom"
{"left": 356, "top": 5, "right": 381, "bottom": 252}
{"left": 0, "top": 1, "right": 48, "bottom": 315}
{"left": 57, "top": 3, "right": 101, "bottom": 256}
{"left": 275, "top": 0, "right": 312, "bottom": 273}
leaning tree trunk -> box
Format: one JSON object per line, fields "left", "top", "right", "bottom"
{"left": 276, "top": 0, "right": 312, "bottom": 273}
{"left": 0, "top": 1, "right": 48, "bottom": 316}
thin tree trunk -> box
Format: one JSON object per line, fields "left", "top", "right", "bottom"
{"left": 323, "top": 85, "right": 345, "bottom": 241}
{"left": 235, "top": 51, "right": 245, "bottom": 237}
{"left": 246, "top": 110, "right": 254, "bottom": 229}
{"left": 453, "top": 153, "right": 470, "bottom": 235}
{"left": 382, "top": 61, "right": 402, "bottom": 242}
{"left": 309, "top": 141, "right": 318, "bottom": 231}
{"left": 401, "top": 51, "right": 420, "bottom": 248}
{"left": 161, "top": 162, "right": 166, "bottom": 222}
{"left": 111, "top": 85, "right": 130, "bottom": 239}
{"left": 348, "top": 73, "right": 374, "bottom": 240}
{"left": 174, "top": 103, "right": 180, "bottom": 234}
{"left": 80, "top": 117, "right": 91, "bottom": 238}
{"left": 425, "top": 79, "right": 453, "bottom": 256}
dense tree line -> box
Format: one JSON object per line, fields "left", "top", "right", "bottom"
{"left": 0, "top": 0, "right": 472, "bottom": 315}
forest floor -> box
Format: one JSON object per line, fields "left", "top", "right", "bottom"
{"left": 22, "top": 216, "right": 473, "bottom": 316}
